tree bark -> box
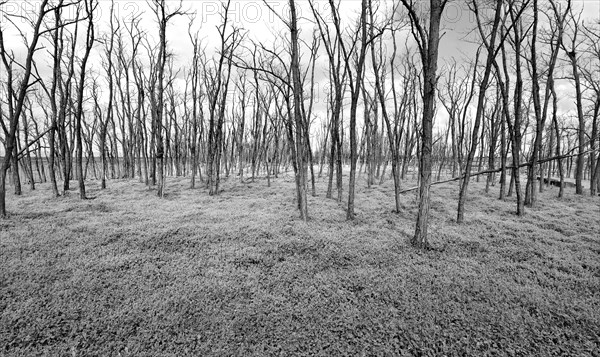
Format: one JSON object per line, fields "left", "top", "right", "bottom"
{"left": 400, "top": 0, "right": 446, "bottom": 248}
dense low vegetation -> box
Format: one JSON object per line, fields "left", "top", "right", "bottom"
{"left": 1, "top": 175, "right": 599, "bottom": 356}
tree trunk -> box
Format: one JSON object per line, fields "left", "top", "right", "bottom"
{"left": 290, "top": 0, "right": 308, "bottom": 220}
{"left": 456, "top": 0, "right": 502, "bottom": 223}
{"left": 404, "top": 0, "right": 446, "bottom": 247}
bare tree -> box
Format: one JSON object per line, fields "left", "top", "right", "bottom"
{"left": 205, "top": 0, "right": 242, "bottom": 196}
{"left": 456, "top": 0, "right": 503, "bottom": 224}
{"left": 580, "top": 20, "right": 600, "bottom": 195}
{"left": 561, "top": 5, "right": 586, "bottom": 195}
{"left": 0, "top": 0, "right": 52, "bottom": 217}
{"left": 39, "top": 0, "right": 70, "bottom": 197}
{"left": 234, "top": 73, "right": 247, "bottom": 183}
{"left": 98, "top": 0, "right": 118, "bottom": 189}
{"left": 126, "top": 17, "right": 148, "bottom": 185}
{"left": 72, "top": 0, "right": 96, "bottom": 199}
{"left": 369, "top": 3, "right": 407, "bottom": 213}
{"left": 524, "top": 0, "right": 571, "bottom": 205}
{"left": 309, "top": 0, "right": 346, "bottom": 202}
{"left": 149, "top": 0, "right": 186, "bottom": 197}
{"left": 57, "top": 15, "right": 80, "bottom": 193}
{"left": 289, "top": 0, "right": 308, "bottom": 220}
{"left": 187, "top": 16, "right": 204, "bottom": 189}
{"left": 438, "top": 60, "right": 477, "bottom": 180}
{"left": 327, "top": 0, "right": 370, "bottom": 220}
{"left": 399, "top": 0, "right": 448, "bottom": 248}
{"left": 492, "top": 0, "right": 532, "bottom": 216}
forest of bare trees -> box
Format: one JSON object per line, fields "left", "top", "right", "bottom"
{"left": 1, "top": 0, "right": 599, "bottom": 248}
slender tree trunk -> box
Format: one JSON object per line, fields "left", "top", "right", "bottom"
{"left": 11, "top": 140, "right": 21, "bottom": 195}
{"left": 590, "top": 100, "right": 599, "bottom": 195}
{"left": 564, "top": 48, "right": 585, "bottom": 194}
{"left": 290, "top": 0, "right": 308, "bottom": 220}
{"left": 456, "top": 0, "right": 502, "bottom": 223}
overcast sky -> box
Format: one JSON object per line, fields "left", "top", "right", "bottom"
{"left": 1, "top": 0, "right": 599, "bottom": 138}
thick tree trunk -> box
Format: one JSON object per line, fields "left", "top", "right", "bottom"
{"left": 407, "top": 0, "right": 445, "bottom": 247}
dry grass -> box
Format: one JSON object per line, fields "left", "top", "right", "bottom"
{"left": 1, "top": 173, "right": 599, "bottom": 356}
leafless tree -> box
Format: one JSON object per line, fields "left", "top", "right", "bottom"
{"left": 187, "top": 15, "right": 204, "bottom": 189}
{"left": 579, "top": 20, "right": 600, "bottom": 195}
{"left": 524, "top": 0, "right": 571, "bottom": 205}
{"left": 369, "top": 2, "right": 407, "bottom": 213}
{"left": 561, "top": 4, "right": 586, "bottom": 195}
{"left": 149, "top": 0, "right": 187, "bottom": 197}
{"left": 399, "top": 0, "right": 449, "bottom": 248}
{"left": 72, "top": 0, "right": 97, "bottom": 199}
{"left": 309, "top": 0, "right": 346, "bottom": 202}
{"left": 456, "top": 0, "right": 503, "bottom": 224}
{"left": 289, "top": 0, "right": 308, "bottom": 220}
{"left": 327, "top": 0, "right": 370, "bottom": 220}
{"left": 0, "top": 0, "right": 53, "bottom": 217}
{"left": 492, "top": 0, "right": 531, "bottom": 216}
{"left": 205, "top": 0, "right": 242, "bottom": 196}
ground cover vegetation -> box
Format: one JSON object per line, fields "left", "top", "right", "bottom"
{"left": 1, "top": 175, "right": 599, "bottom": 356}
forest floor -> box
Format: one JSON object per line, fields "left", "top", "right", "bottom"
{"left": 1, "top": 172, "right": 599, "bottom": 356}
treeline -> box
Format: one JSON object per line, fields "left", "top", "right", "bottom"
{"left": 0, "top": 0, "right": 598, "bottom": 247}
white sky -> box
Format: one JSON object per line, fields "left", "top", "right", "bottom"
{"left": 1, "top": 0, "right": 599, "bottom": 147}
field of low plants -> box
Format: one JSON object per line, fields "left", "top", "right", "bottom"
{"left": 1, "top": 174, "right": 599, "bottom": 356}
